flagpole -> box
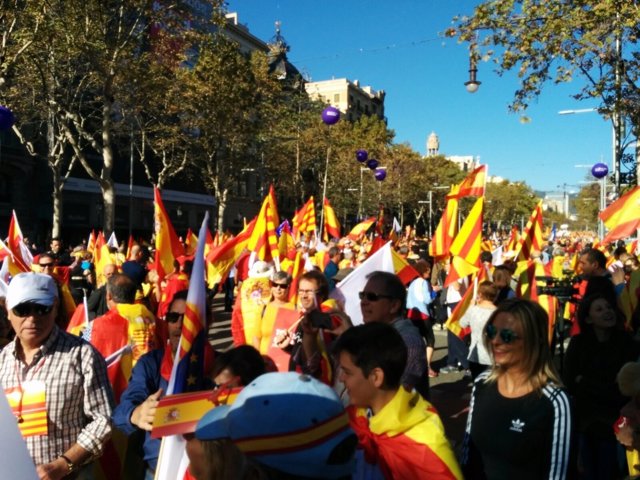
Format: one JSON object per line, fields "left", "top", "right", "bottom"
{"left": 320, "top": 145, "right": 330, "bottom": 236}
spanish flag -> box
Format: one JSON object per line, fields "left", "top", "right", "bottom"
{"left": 600, "top": 186, "right": 640, "bottom": 244}
{"left": 347, "top": 216, "right": 377, "bottom": 241}
{"left": 446, "top": 165, "right": 487, "bottom": 200}
{"left": 391, "top": 248, "right": 420, "bottom": 285}
{"left": 323, "top": 198, "right": 341, "bottom": 241}
{"left": 8, "top": 210, "right": 32, "bottom": 272}
{"left": 154, "top": 187, "right": 185, "bottom": 280}
{"left": 206, "top": 218, "right": 255, "bottom": 286}
{"left": 429, "top": 197, "right": 458, "bottom": 259}
{"left": 94, "top": 232, "right": 113, "bottom": 287}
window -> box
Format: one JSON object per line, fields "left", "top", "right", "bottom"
{"left": 334, "top": 93, "right": 340, "bottom": 103}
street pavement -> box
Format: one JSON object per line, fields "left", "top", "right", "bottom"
{"left": 207, "top": 294, "right": 472, "bottom": 451}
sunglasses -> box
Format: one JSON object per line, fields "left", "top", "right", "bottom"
{"left": 39, "top": 263, "right": 55, "bottom": 269}
{"left": 12, "top": 303, "right": 54, "bottom": 318}
{"left": 298, "top": 289, "right": 320, "bottom": 296}
{"left": 271, "top": 282, "right": 290, "bottom": 289}
{"left": 485, "top": 324, "right": 521, "bottom": 344}
{"left": 358, "top": 291, "right": 394, "bottom": 302}
{"left": 165, "top": 312, "right": 184, "bottom": 324}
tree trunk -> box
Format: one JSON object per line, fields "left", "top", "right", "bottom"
{"left": 101, "top": 99, "right": 115, "bottom": 234}
{"left": 51, "top": 165, "right": 63, "bottom": 238}
{"left": 216, "top": 188, "right": 227, "bottom": 232}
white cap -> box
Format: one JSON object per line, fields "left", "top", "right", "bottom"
{"left": 6, "top": 272, "right": 58, "bottom": 310}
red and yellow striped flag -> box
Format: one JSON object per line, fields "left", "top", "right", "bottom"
{"left": 292, "top": 197, "right": 316, "bottom": 241}
{"left": 514, "top": 201, "right": 543, "bottom": 261}
{"left": 429, "top": 197, "right": 458, "bottom": 259}
{"left": 154, "top": 187, "right": 185, "bottom": 280}
{"left": 505, "top": 225, "right": 520, "bottom": 253}
{"left": 7, "top": 211, "right": 32, "bottom": 272}
{"left": 247, "top": 192, "right": 280, "bottom": 264}
{"left": 323, "top": 198, "right": 341, "bottom": 241}
{"left": 347, "top": 217, "right": 377, "bottom": 241}
{"left": 446, "top": 165, "right": 487, "bottom": 200}
{"left": 445, "top": 197, "right": 483, "bottom": 286}
{"left": 206, "top": 218, "right": 255, "bottom": 286}
{"left": 599, "top": 186, "right": 640, "bottom": 244}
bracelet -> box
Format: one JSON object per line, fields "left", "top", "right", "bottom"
{"left": 59, "top": 454, "right": 76, "bottom": 473}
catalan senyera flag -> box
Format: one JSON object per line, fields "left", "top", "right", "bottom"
{"left": 8, "top": 211, "right": 32, "bottom": 272}
{"left": 505, "top": 225, "right": 520, "bottom": 253}
{"left": 287, "top": 251, "right": 305, "bottom": 306}
{"left": 154, "top": 187, "right": 185, "bottom": 280}
{"left": 156, "top": 212, "right": 210, "bottom": 480}
{"left": 6, "top": 383, "right": 47, "bottom": 437}
{"left": 445, "top": 197, "right": 484, "bottom": 286}
{"left": 206, "top": 218, "right": 255, "bottom": 287}
{"left": 347, "top": 216, "right": 377, "bottom": 241}
{"left": 323, "top": 198, "right": 341, "bottom": 241}
{"left": 247, "top": 192, "right": 280, "bottom": 265}
{"left": 514, "top": 201, "right": 543, "bottom": 261}
{"left": 292, "top": 197, "right": 316, "bottom": 241}
{"left": 429, "top": 197, "right": 459, "bottom": 259}
{"left": 446, "top": 165, "right": 487, "bottom": 200}
{"left": 87, "top": 230, "right": 96, "bottom": 255}
{"left": 600, "top": 186, "right": 640, "bottom": 244}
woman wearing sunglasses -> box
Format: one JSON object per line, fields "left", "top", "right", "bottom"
{"left": 256, "top": 271, "right": 295, "bottom": 354}
{"left": 461, "top": 299, "right": 573, "bottom": 479}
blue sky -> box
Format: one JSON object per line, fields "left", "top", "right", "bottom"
{"left": 226, "top": 0, "right": 612, "bottom": 194}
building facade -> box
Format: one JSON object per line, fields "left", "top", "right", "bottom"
{"left": 305, "top": 78, "right": 386, "bottom": 122}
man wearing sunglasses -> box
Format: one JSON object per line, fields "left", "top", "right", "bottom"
{"left": 0, "top": 272, "right": 113, "bottom": 478}
{"left": 359, "top": 271, "right": 428, "bottom": 398}
{"left": 113, "top": 289, "right": 215, "bottom": 478}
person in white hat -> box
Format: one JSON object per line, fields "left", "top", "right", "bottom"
{"left": 0, "top": 272, "right": 113, "bottom": 478}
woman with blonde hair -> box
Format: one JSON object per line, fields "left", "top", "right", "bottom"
{"left": 461, "top": 299, "right": 573, "bottom": 479}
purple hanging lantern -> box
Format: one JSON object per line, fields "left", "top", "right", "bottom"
{"left": 374, "top": 168, "right": 387, "bottom": 181}
{"left": 356, "top": 149, "right": 368, "bottom": 162}
{"left": 591, "top": 162, "right": 609, "bottom": 179}
{"left": 366, "top": 158, "right": 379, "bottom": 170}
{"left": 0, "top": 106, "right": 15, "bottom": 131}
{"left": 321, "top": 106, "right": 340, "bottom": 125}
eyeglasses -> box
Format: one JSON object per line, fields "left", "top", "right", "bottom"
{"left": 12, "top": 303, "right": 54, "bottom": 318}
{"left": 165, "top": 312, "right": 184, "bottom": 324}
{"left": 39, "top": 263, "right": 54, "bottom": 269}
{"left": 358, "top": 291, "right": 394, "bottom": 302}
{"left": 298, "top": 289, "right": 320, "bottom": 296}
{"left": 271, "top": 282, "right": 290, "bottom": 289}
{"left": 485, "top": 324, "right": 521, "bottom": 344}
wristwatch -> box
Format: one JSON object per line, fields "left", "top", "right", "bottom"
{"left": 59, "top": 454, "right": 76, "bottom": 474}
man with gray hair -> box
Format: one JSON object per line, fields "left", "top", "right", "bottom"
{"left": 0, "top": 272, "right": 113, "bottom": 477}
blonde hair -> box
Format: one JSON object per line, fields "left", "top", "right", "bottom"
{"left": 483, "top": 299, "right": 562, "bottom": 392}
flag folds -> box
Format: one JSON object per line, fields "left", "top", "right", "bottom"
{"left": 247, "top": 189, "right": 280, "bottom": 265}
{"left": 429, "top": 198, "right": 458, "bottom": 259}
{"left": 347, "top": 217, "right": 377, "bottom": 241}
{"left": 599, "top": 186, "right": 640, "bottom": 244}
{"left": 292, "top": 197, "right": 316, "bottom": 241}
{"left": 323, "top": 198, "right": 341, "bottom": 241}
{"left": 514, "top": 201, "right": 543, "bottom": 261}
{"left": 445, "top": 197, "right": 484, "bottom": 286}
{"left": 154, "top": 187, "right": 185, "bottom": 279}
{"left": 446, "top": 165, "right": 487, "bottom": 200}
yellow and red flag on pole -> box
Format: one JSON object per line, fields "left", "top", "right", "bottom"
{"left": 445, "top": 197, "right": 484, "bottom": 286}
{"left": 154, "top": 187, "right": 185, "bottom": 280}
{"left": 599, "top": 186, "right": 640, "bottom": 244}
{"left": 277, "top": 221, "right": 296, "bottom": 259}
{"left": 94, "top": 232, "right": 114, "bottom": 287}
{"left": 8, "top": 211, "right": 32, "bottom": 272}
{"left": 514, "top": 201, "right": 544, "bottom": 261}
{"left": 206, "top": 218, "right": 255, "bottom": 287}
{"left": 347, "top": 217, "right": 377, "bottom": 241}
{"left": 429, "top": 197, "right": 459, "bottom": 259}
{"left": 323, "top": 198, "right": 341, "bottom": 241}
{"left": 391, "top": 248, "right": 420, "bottom": 285}
{"left": 184, "top": 228, "right": 199, "bottom": 256}
{"left": 292, "top": 197, "right": 316, "bottom": 241}
{"left": 446, "top": 165, "right": 487, "bottom": 200}
{"left": 505, "top": 225, "right": 520, "bottom": 253}
{"left": 247, "top": 192, "right": 280, "bottom": 266}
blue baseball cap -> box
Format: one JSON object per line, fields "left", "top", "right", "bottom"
{"left": 195, "top": 372, "right": 356, "bottom": 479}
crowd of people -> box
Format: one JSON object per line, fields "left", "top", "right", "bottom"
{"left": 0, "top": 227, "right": 639, "bottom": 479}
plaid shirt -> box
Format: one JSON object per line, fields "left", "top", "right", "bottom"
{"left": 0, "top": 326, "right": 114, "bottom": 465}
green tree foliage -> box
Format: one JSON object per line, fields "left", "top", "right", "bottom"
{"left": 448, "top": 1, "right": 640, "bottom": 123}
{"left": 484, "top": 180, "right": 539, "bottom": 230}
{"left": 573, "top": 181, "right": 600, "bottom": 230}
